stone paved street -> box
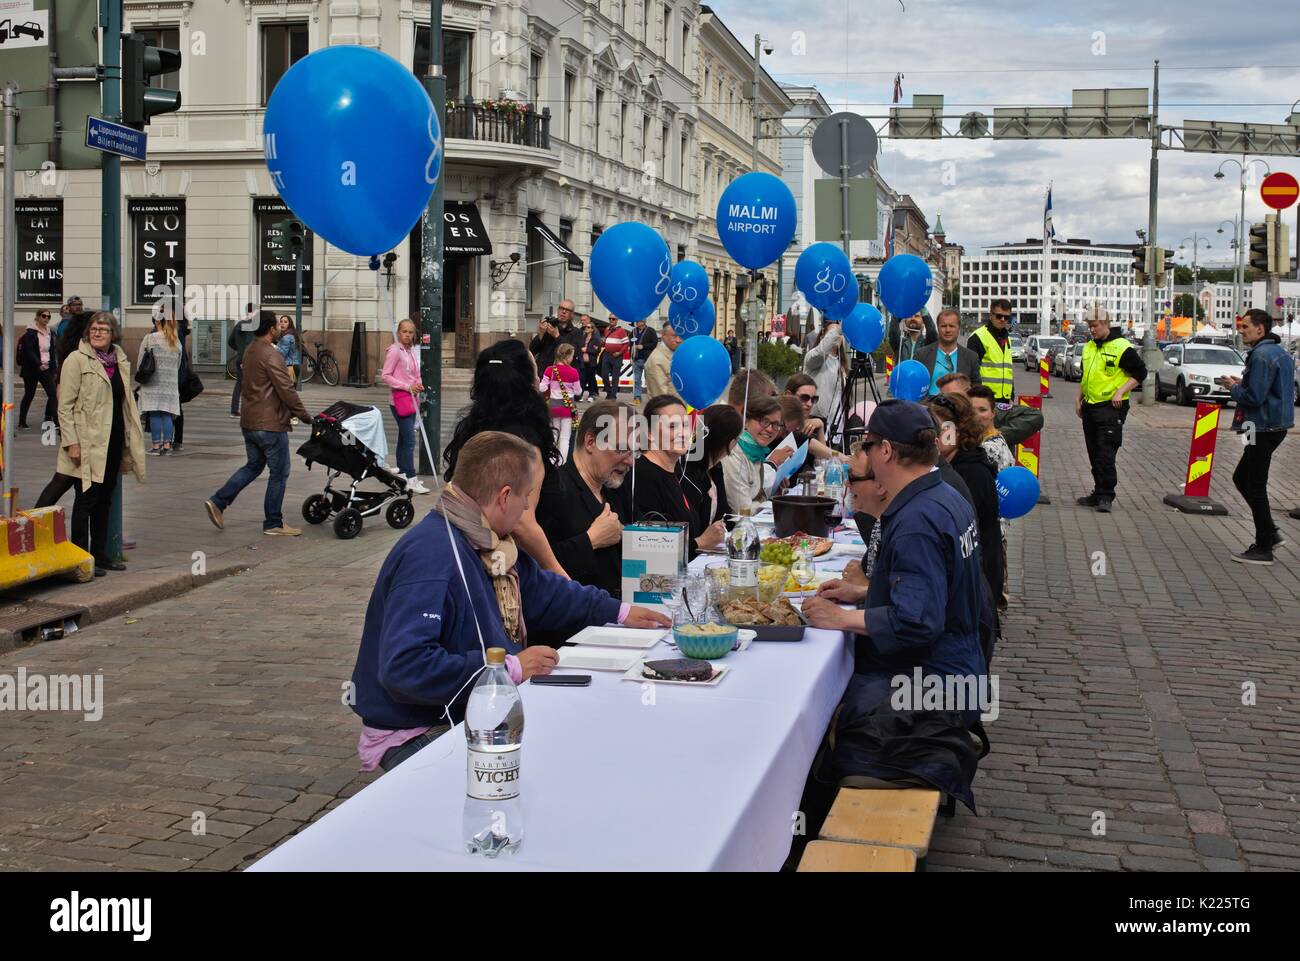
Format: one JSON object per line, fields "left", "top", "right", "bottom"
{"left": 1, "top": 368, "right": 1298, "bottom": 871}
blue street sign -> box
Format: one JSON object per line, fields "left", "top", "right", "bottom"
{"left": 85, "top": 116, "right": 147, "bottom": 161}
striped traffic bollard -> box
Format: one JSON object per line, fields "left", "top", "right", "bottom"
{"left": 1014, "top": 395, "right": 1051, "bottom": 504}
{"left": 884, "top": 354, "right": 895, "bottom": 387}
{"left": 0, "top": 507, "right": 95, "bottom": 590}
{"left": 1039, "top": 356, "right": 1052, "bottom": 398}
{"left": 1162, "top": 402, "right": 1228, "bottom": 515}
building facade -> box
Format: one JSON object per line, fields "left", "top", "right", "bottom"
{"left": 960, "top": 238, "right": 1175, "bottom": 332}
{"left": 1, "top": 0, "right": 704, "bottom": 371}
{"left": 693, "top": 7, "right": 790, "bottom": 342}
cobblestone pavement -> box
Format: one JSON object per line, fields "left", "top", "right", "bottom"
{"left": 1, "top": 369, "right": 1297, "bottom": 871}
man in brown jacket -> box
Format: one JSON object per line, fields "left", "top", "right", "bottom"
{"left": 205, "top": 311, "right": 311, "bottom": 535}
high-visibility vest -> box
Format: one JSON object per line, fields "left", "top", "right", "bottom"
{"left": 972, "top": 327, "right": 1013, "bottom": 400}
{"left": 1081, "top": 336, "right": 1135, "bottom": 404}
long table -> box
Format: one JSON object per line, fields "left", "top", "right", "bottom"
{"left": 252, "top": 525, "right": 860, "bottom": 872}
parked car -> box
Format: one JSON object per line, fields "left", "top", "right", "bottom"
{"left": 1008, "top": 336, "right": 1025, "bottom": 363}
{"left": 1054, "top": 342, "right": 1084, "bottom": 382}
{"left": 1024, "top": 335, "right": 1067, "bottom": 372}
{"left": 1155, "top": 342, "right": 1245, "bottom": 406}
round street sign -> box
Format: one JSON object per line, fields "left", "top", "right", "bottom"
{"left": 811, "top": 111, "right": 878, "bottom": 178}
{"left": 1260, "top": 172, "right": 1299, "bottom": 210}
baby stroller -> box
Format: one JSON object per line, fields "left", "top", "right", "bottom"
{"left": 297, "top": 400, "right": 416, "bottom": 539}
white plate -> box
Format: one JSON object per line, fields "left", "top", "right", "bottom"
{"left": 555, "top": 647, "right": 642, "bottom": 672}
{"left": 566, "top": 625, "right": 668, "bottom": 649}
{"left": 621, "top": 659, "right": 731, "bottom": 686}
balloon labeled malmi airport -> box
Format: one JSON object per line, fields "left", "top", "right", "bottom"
{"left": 716, "top": 172, "right": 798, "bottom": 270}
{"left": 263, "top": 46, "right": 441, "bottom": 257}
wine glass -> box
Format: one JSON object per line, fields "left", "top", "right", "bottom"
{"left": 789, "top": 541, "right": 816, "bottom": 599}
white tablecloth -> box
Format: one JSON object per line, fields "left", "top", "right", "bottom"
{"left": 252, "top": 532, "right": 860, "bottom": 872}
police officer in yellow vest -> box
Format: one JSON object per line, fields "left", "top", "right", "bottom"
{"left": 1076, "top": 307, "right": 1147, "bottom": 513}
{"left": 967, "top": 298, "right": 1015, "bottom": 402}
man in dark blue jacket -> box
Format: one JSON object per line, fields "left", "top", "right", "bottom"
{"left": 351, "top": 431, "right": 669, "bottom": 772}
{"left": 803, "top": 400, "right": 990, "bottom": 707}
{"left": 1221, "top": 309, "right": 1296, "bottom": 565}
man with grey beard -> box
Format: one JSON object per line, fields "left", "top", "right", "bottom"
{"left": 536, "top": 400, "right": 634, "bottom": 598}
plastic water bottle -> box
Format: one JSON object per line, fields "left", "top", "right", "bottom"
{"left": 462, "top": 648, "right": 524, "bottom": 856}
{"left": 727, "top": 509, "right": 760, "bottom": 601}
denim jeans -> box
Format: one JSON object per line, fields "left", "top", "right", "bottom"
{"left": 148, "top": 411, "right": 175, "bottom": 444}
{"left": 211, "top": 429, "right": 290, "bottom": 529}
{"left": 390, "top": 406, "right": 418, "bottom": 478}
{"left": 633, "top": 358, "right": 647, "bottom": 399}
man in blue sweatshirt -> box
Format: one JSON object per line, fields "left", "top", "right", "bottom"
{"left": 351, "top": 430, "right": 670, "bottom": 772}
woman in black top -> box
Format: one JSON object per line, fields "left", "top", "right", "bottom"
{"left": 631, "top": 394, "right": 726, "bottom": 558}
{"left": 682, "top": 404, "right": 743, "bottom": 533}
{"left": 442, "top": 338, "right": 566, "bottom": 574}
{"left": 925, "top": 393, "right": 1003, "bottom": 608}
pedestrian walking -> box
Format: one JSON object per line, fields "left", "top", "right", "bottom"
{"left": 18, "top": 308, "right": 58, "bottom": 430}
{"left": 136, "top": 312, "right": 183, "bottom": 455}
{"left": 599, "top": 316, "right": 629, "bottom": 399}
{"left": 227, "top": 303, "right": 258, "bottom": 417}
{"left": 172, "top": 305, "right": 192, "bottom": 449}
{"left": 1075, "top": 307, "right": 1146, "bottom": 513}
{"left": 1222, "top": 308, "right": 1295, "bottom": 565}
{"left": 204, "top": 311, "right": 311, "bottom": 535}
{"left": 630, "top": 316, "right": 658, "bottom": 403}
{"left": 538, "top": 342, "right": 581, "bottom": 463}
{"left": 57, "top": 313, "right": 147, "bottom": 576}
{"left": 577, "top": 313, "right": 601, "bottom": 401}
{"left": 276, "top": 315, "right": 301, "bottom": 385}
{"left": 967, "top": 299, "right": 1015, "bottom": 402}
{"left": 380, "top": 317, "right": 428, "bottom": 493}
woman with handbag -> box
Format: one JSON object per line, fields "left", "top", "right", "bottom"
{"left": 538, "top": 342, "right": 581, "bottom": 463}
{"left": 136, "top": 313, "right": 183, "bottom": 455}
{"left": 380, "top": 318, "right": 428, "bottom": 494}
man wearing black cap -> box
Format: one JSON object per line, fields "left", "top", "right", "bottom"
{"left": 804, "top": 399, "right": 992, "bottom": 676}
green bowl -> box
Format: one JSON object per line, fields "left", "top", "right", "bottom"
{"left": 673, "top": 625, "right": 737, "bottom": 660}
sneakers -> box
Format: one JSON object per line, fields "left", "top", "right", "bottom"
{"left": 407, "top": 479, "right": 430, "bottom": 495}
{"left": 1231, "top": 544, "right": 1274, "bottom": 566}
{"left": 1271, "top": 528, "right": 1288, "bottom": 550}
{"left": 204, "top": 500, "right": 224, "bottom": 530}
{"left": 148, "top": 448, "right": 163, "bottom": 456}
{"left": 263, "top": 525, "right": 303, "bottom": 536}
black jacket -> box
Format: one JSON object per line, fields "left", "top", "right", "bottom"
{"left": 536, "top": 455, "right": 629, "bottom": 599}
{"left": 529, "top": 321, "right": 585, "bottom": 371}
{"left": 632, "top": 324, "right": 659, "bottom": 361}
{"left": 950, "top": 448, "right": 1002, "bottom": 613}
{"left": 631, "top": 456, "right": 702, "bottom": 559}
{"left": 18, "top": 327, "right": 57, "bottom": 379}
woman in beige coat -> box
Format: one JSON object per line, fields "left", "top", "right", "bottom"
{"left": 57, "top": 312, "right": 147, "bottom": 576}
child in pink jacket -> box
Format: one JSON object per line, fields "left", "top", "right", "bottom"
{"left": 538, "top": 342, "right": 580, "bottom": 463}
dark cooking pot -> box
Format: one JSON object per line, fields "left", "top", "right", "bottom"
{"left": 771, "top": 495, "right": 836, "bottom": 538}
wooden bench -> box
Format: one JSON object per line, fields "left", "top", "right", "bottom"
{"left": 818, "top": 788, "right": 942, "bottom": 868}
{"left": 797, "top": 840, "right": 917, "bottom": 873}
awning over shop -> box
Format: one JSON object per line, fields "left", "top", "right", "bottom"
{"left": 527, "top": 212, "right": 583, "bottom": 272}
{"left": 444, "top": 201, "right": 493, "bottom": 257}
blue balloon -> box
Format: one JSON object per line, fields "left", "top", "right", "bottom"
{"left": 823, "top": 280, "right": 859, "bottom": 322}
{"left": 996, "top": 466, "right": 1041, "bottom": 519}
{"left": 671, "top": 335, "right": 732, "bottom": 409}
{"left": 843, "top": 303, "right": 885, "bottom": 353}
{"left": 264, "top": 46, "right": 440, "bottom": 256}
{"left": 716, "top": 172, "right": 798, "bottom": 270}
{"left": 590, "top": 222, "right": 671, "bottom": 323}
{"left": 890, "top": 359, "right": 930, "bottom": 402}
{"left": 878, "top": 254, "right": 933, "bottom": 318}
{"left": 669, "top": 298, "right": 715, "bottom": 337}
{"left": 795, "top": 243, "right": 854, "bottom": 312}
{"left": 669, "top": 261, "right": 710, "bottom": 307}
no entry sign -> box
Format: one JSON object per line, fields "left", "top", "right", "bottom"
{"left": 1260, "top": 172, "right": 1299, "bottom": 210}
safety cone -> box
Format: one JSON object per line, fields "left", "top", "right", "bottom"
{"left": 1039, "top": 356, "right": 1052, "bottom": 399}
{"left": 1162, "top": 402, "right": 1228, "bottom": 515}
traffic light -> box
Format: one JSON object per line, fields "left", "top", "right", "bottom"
{"left": 1248, "top": 219, "right": 1272, "bottom": 274}
{"left": 1155, "top": 248, "right": 1174, "bottom": 287}
{"left": 1131, "top": 244, "right": 1149, "bottom": 286}
{"left": 270, "top": 218, "right": 305, "bottom": 263}
{"left": 121, "top": 33, "right": 182, "bottom": 130}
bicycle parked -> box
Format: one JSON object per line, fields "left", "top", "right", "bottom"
{"left": 300, "top": 340, "right": 341, "bottom": 387}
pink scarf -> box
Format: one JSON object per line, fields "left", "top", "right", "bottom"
{"left": 95, "top": 348, "right": 118, "bottom": 380}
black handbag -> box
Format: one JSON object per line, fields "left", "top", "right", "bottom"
{"left": 178, "top": 349, "right": 204, "bottom": 403}
{"left": 135, "top": 346, "right": 157, "bottom": 385}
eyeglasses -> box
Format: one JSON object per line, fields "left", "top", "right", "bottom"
{"left": 991, "top": 312, "right": 1011, "bottom": 320}
{"left": 38, "top": 313, "right": 50, "bottom": 318}
{"left": 848, "top": 472, "right": 873, "bottom": 484}
{"left": 861, "top": 437, "right": 885, "bottom": 451}
{"left": 796, "top": 392, "right": 818, "bottom": 404}
{"left": 757, "top": 417, "right": 783, "bottom": 432}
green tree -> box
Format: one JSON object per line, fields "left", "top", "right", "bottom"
{"left": 1173, "top": 293, "right": 1205, "bottom": 320}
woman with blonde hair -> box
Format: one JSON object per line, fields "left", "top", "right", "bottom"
{"left": 136, "top": 310, "right": 183, "bottom": 455}
{"left": 60, "top": 313, "right": 147, "bottom": 576}
{"left": 380, "top": 316, "right": 427, "bottom": 493}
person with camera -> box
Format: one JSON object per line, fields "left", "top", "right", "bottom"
{"left": 529, "top": 299, "right": 582, "bottom": 372}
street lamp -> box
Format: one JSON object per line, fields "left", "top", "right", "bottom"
{"left": 741, "top": 33, "right": 774, "bottom": 373}
{"left": 1215, "top": 156, "right": 1270, "bottom": 321}
{"left": 1177, "top": 233, "right": 1212, "bottom": 334}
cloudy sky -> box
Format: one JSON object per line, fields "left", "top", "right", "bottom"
{"left": 707, "top": 0, "right": 1300, "bottom": 266}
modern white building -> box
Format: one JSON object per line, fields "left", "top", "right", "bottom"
{"left": 0, "top": 0, "right": 704, "bottom": 371}
{"left": 960, "top": 238, "right": 1175, "bottom": 331}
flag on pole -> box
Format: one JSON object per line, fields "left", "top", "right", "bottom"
{"left": 1043, "top": 185, "right": 1056, "bottom": 241}
{"left": 892, "top": 73, "right": 904, "bottom": 104}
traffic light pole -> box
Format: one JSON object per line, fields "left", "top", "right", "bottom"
{"left": 102, "top": 0, "right": 126, "bottom": 559}
{"left": 417, "top": 1, "right": 445, "bottom": 478}
{"left": 1140, "top": 60, "right": 1160, "bottom": 406}
{"left": 2, "top": 83, "right": 17, "bottom": 517}
{"left": 293, "top": 245, "right": 304, "bottom": 340}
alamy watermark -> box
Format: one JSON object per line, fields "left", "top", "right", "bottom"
{"left": 890, "top": 668, "right": 1000, "bottom": 722}
{"left": 0, "top": 668, "right": 103, "bottom": 721}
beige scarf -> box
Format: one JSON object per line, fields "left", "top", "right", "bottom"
{"left": 433, "top": 483, "right": 526, "bottom": 645}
